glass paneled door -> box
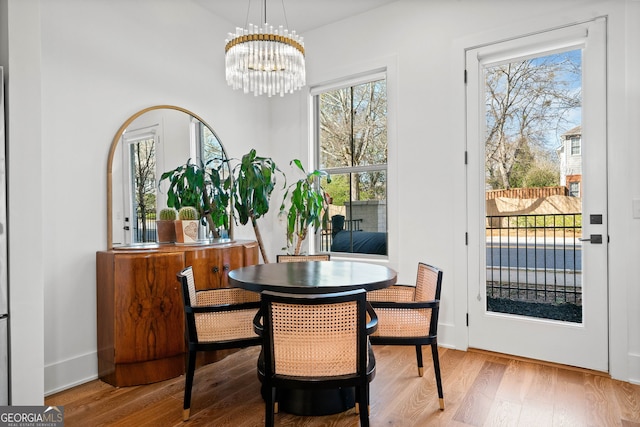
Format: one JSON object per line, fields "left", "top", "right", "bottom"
{"left": 466, "top": 18, "right": 608, "bottom": 372}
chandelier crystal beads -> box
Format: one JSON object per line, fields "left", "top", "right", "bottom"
{"left": 225, "top": 23, "right": 306, "bottom": 97}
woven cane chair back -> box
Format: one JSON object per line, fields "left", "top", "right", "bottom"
{"left": 271, "top": 299, "right": 359, "bottom": 376}
{"left": 276, "top": 254, "right": 331, "bottom": 262}
{"left": 414, "top": 262, "right": 440, "bottom": 302}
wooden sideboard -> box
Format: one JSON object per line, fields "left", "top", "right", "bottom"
{"left": 96, "top": 240, "right": 259, "bottom": 387}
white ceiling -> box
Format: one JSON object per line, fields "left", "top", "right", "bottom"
{"left": 195, "top": 0, "right": 398, "bottom": 33}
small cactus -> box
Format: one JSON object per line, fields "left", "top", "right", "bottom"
{"left": 159, "top": 208, "right": 177, "bottom": 221}
{"left": 178, "top": 206, "right": 199, "bottom": 220}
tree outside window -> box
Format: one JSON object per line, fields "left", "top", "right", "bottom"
{"left": 484, "top": 50, "right": 581, "bottom": 190}
{"left": 316, "top": 76, "right": 388, "bottom": 256}
{"left": 130, "top": 137, "right": 156, "bottom": 242}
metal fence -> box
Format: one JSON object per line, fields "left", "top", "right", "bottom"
{"left": 133, "top": 212, "right": 157, "bottom": 243}
{"left": 486, "top": 213, "right": 582, "bottom": 305}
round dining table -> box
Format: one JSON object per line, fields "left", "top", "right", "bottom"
{"left": 228, "top": 260, "right": 397, "bottom": 416}
{"left": 228, "top": 260, "right": 397, "bottom": 294}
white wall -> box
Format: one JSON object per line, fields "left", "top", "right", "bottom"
{"left": 1, "top": 0, "right": 45, "bottom": 404}
{"left": 3, "top": 0, "right": 270, "bottom": 401}
{"left": 274, "top": 0, "right": 639, "bottom": 383}
{"left": 1, "top": 0, "right": 638, "bottom": 401}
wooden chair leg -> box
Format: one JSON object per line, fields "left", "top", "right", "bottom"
{"left": 431, "top": 343, "right": 445, "bottom": 410}
{"left": 183, "top": 350, "right": 197, "bottom": 421}
{"left": 415, "top": 345, "right": 424, "bottom": 377}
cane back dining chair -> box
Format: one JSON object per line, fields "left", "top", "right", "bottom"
{"left": 253, "top": 289, "right": 378, "bottom": 427}
{"left": 276, "top": 254, "right": 331, "bottom": 262}
{"left": 177, "top": 266, "right": 261, "bottom": 421}
{"left": 367, "top": 262, "right": 445, "bottom": 410}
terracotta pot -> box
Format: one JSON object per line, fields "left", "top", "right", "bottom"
{"left": 156, "top": 220, "right": 176, "bottom": 243}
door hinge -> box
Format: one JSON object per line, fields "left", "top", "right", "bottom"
{"left": 465, "top": 232, "right": 468, "bottom": 245}
{"left": 464, "top": 150, "right": 468, "bottom": 165}
{"left": 464, "top": 69, "right": 467, "bottom": 84}
{"left": 466, "top": 313, "right": 469, "bottom": 326}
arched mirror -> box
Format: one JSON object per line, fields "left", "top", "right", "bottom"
{"left": 107, "top": 105, "right": 231, "bottom": 249}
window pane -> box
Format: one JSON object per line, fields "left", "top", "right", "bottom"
{"left": 322, "top": 171, "right": 387, "bottom": 255}
{"left": 200, "top": 123, "right": 224, "bottom": 165}
{"left": 484, "top": 49, "right": 583, "bottom": 321}
{"left": 129, "top": 138, "right": 156, "bottom": 243}
{"left": 319, "top": 80, "right": 387, "bottom": 170}
{"left": 319, "top": 87, "right": 352, "bottom": 169}
{"left": 316, "top": 73, "right": 387, "bottom": 257}
{"left": 571, "top": 137, "right": 581, "bottom": 155}
{"left": 352, "top": 80, "right": 387, "bottom": 166}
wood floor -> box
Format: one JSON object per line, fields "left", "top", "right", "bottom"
{"left": 45, "top": 346, "right": 640, "bottom": 427}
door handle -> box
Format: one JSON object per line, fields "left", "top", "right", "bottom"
{"left": 579, "top": 234, "right": 603, "bottom": 244}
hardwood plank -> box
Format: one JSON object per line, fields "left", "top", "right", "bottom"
{"left": 518, "top": 400, "right": 554, "bottom": 427}
{"left": 453, "top": 361, "right": 507, "bottom": 426}
{"left": 613, "top": 380, "right": 640, "bottom": 424}
{"left": 45, "top": 346, "right": 640, "bottom": 427}
{"left": 483, "top": 398, "right": 522, "bottom": 427}
{"left": 551, "top": 368, "right": 587, "bottom": 426}
{"left": 495, "top": 359, "right": 534, "bottom": 404}
{"left": 585, "top": 375, "right": 624, "bottom": 427}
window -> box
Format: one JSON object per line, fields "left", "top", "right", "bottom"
{"left": 124, "top": 129, "right": 158, "bottom": 244}
{"left": 313, "top": 73, "right": 388, "bottom": 256}
{"left": 569, "top": 181, "right": 580, "bottom": 197}
{"left": 570, "top": 137, "right": 581, "bottom": 155}
{"left": 197, "top": 121, "right": 225, "bottom": 166}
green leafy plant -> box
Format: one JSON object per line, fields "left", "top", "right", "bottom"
{"left": 159, "top": 208, "right": 177, "bottom": 221}
{"left": 280, "top": 159, "right": 330, "bottom": 255}
{"left": 227, "top": 149, "right": 284, "bottom": 263}
{"left": 160, "top": 158, "right": 230, "bottom": 238}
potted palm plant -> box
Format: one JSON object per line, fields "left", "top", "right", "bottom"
{"left": 227, "top": 149, "right": 284, "bottom": 263}
{"left": 160, "top": 158, "right": 230, "bottom": 239}
{"left": 279, "top": 159, "right": 331, "bottom": 256}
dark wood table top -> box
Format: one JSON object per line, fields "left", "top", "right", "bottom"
{"left": 228, "top": 260, "right": 397, "bottom": 294}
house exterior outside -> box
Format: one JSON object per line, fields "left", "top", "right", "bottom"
{"left": 557, "top": 125, "right": 582, "bottom": 197}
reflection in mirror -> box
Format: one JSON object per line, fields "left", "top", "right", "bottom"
{"left": 107, "top": 106, "right": 230, "bottom": 249}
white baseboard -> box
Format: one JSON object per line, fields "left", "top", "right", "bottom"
{"left": 44, "top": 351, "right": 98, "bottom": 396}
{"left": 628, "top": 352, "right": 640, "bottom": 385}
{"left": 42, "top": 347, "right": 640, "bottom": 394}
{"left": 437, "top": 322, "right": 461, "bottom": 350}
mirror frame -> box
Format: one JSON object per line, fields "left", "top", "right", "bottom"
{"left": 107, "top": 105, "right": 229, "bottom": 249}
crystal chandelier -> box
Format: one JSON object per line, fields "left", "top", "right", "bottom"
{"left": 225, "top": 0, "right": 305, "bottom": 97}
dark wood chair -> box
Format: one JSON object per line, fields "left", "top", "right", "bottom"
{"left": 253, "top": 289, "right": 378, "bottom": 427}
{"left": 367, "top": 262, "right": 445, "bottom": 410}
{"left": 177, "top": 266, "right": 261, "bottom": 421}
{"left": 276, "top": 254, "right": 331, "bottom": 262}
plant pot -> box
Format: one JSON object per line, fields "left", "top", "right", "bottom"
{"left": 156, "top": 220, "right": 176, "bottom": 243}
{"left": 174, "top": 220, "right": 199, "bottom": 244}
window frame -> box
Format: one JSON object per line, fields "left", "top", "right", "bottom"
{"left": 309, "top": 70, "right": 390, "bottom": 259}
{"left": 569, "top": 181, "right": 580, "bottom": 197}
{"left": 570, "top": 136, "right": 581, "bottom": 155}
